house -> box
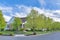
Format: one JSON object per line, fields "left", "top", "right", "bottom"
{"left": 20, "top": 17, "right": 27, "bottom": 28}
{"left": 5, "top": 16, "right": 26, "bottom": 30}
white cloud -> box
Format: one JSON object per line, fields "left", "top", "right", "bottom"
{"left": 38, "top": 0, "right": 46, "bottom": 5}
{"left": 13, "top": 5, "right": 32, "bottom": 18}
{"left": 43, "top": 10, "right": 60, "bottom": 22}
{"left": 0, "top": 6, "right": 13, "bottom": 22}
{"left": 38, "top": 0, "right": 46, "bottom": 8}
{"left": 15, "top": 6, "right": 46, "bottom": 18}
{"left": 0, "top": 6, "right": 13, "bottom": 13}
{"left": 15, "top": 5, "right": 60, "bottom": 22}
{"left": 16, "top": 5, "right": 32, "bottom": 14}
{"left": 3, "top": 15, "right": 11, "bottom": 22}
{"left": 33, "top": 7, "right": 60, "bottom": 22}
{"left": 55, "top": 0, "right": 60, "bottom": 5}
{"left": 33, "top": 7, "right": 45, "bottom": 14}
{"left": 52, "top": 10, "right": 60, "bottom": 14}
{"left": 15, "top": 12, "right": 27, "bottom": 18}
{"left": 56, "top": 3, "right": 60, "bottom": 5}
{"left": 1, "top": 5, "right": 60, "bottom": 22}
{"left": 51, "top": 17, "right": 60, "bottom": 22}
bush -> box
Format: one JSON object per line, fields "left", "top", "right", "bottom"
{"left": 0, "top": 32, "right": 3, "bottom": 35}
{"left": 11, "top": 29, "right": 16, "bottom": 31}
{"left": 20, "top": 28, "right": 24, "bottom": 31}
{"left": 33, "top": 32, "right": 36, "bottom": 35}
{"left": 1, "top": 29, "right": 4, "bottom": 31}
{"left": 9, "top": 32, "right": 14, "bottom": 36}
{"left": 25, "top": 28, "right": 31, "bottom": 31}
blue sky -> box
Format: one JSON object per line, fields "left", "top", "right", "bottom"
{"left": 0, "top": 0, "right": 40, "bottom": 7}
{"left": 0, "top": 0, "right": 60, "bottom": 10}
{"left": 0, "top": 0, "right": 60, "bottom": 22}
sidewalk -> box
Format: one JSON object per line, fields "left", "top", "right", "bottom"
{"left": 14, "top": 34, "right": 25, "bottom": 37}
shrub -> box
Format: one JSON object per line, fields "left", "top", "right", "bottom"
{"left": 20, "top": 28, "right": 24, "bottom": 31}
{"left": 9, "top": 32, "right": 14, "bottom": 36}
{"left": 25, "top": 28, "right": 31, "bottom": 31}
{"left": 0, "top": 32, "right": 3, "bottom": 35}
{"left": 33, "top": 32, "right": 36, "bottom": 35}
{"left": 1, "top": 29, "right": 4, "bottom": 31}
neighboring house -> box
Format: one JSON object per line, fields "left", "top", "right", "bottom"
{"left": 20, "top": 17, "right": 27, "bottom": 28}
{"left": 5, "top": 16, "right": 26, "bottom": 30}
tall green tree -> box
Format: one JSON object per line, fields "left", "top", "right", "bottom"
{"left": 51, "top": 22, "right": 60, "bottom": 30}
{"left": 25, "top": 9, "right": 39, "bottom": 34}
{"left": 45, "top": 17, "right": 53, "bottom": 31}
{"left": 25, "top": 9, "right": 60, "bottom": 32}
{"left": 36, "top": 14, "right": 45, "bottom": 30}
{"left": 0, "top": 10, "right": 6, "bottom": 31}
{"left": 12, "top": 17, "right": 22, "bottom": 31}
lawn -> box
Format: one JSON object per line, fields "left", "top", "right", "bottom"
{"left": 0, "top": 30, "right": 59, "bottom": 36}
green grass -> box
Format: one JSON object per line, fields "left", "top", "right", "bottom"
{"left": 0, "top": 31, "right": 14, "bottom": 36}
{"left": 0, "top": 30, "right": 59, "bottom": 36}
{"left": 24, "top": 31, "right": 53, "bottom": 35}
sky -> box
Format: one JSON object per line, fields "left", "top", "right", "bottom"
{"left": 0, "top": 0, "right": 60, "bottom": 22}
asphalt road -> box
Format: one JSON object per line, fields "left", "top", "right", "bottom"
{"left": 0, "top": 32, "right": 60, "bottom": 40}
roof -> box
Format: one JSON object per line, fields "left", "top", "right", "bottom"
{"left": 20, "top": 17, "right": 26, "bottom": 23}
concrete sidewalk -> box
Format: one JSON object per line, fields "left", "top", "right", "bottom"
{"left": 14, "top": 34, "right": 25, "bottom": 37}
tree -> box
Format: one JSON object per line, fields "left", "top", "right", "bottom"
{"left": 38, "top": 14, "right": 53, "bottom": 31}
{"left": 0, "top": 10, "right": 6, "bottom": 31}
{"left": 12, "top": 17, "right": 22, "bottom": 31}
{"left": 25, "top": 9, "right": 38, "bottom": 33}
{"left": 36, "top": 14, "right": 46, "bottom": 30}
{"left": 51, "top": 22, "right": 60, "bottom": 31}
{"left": 45, "top": 17, "right": 53, "bottom": 31}
{"left": 25, "top": 9, "right": 60, "bottom": 32}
